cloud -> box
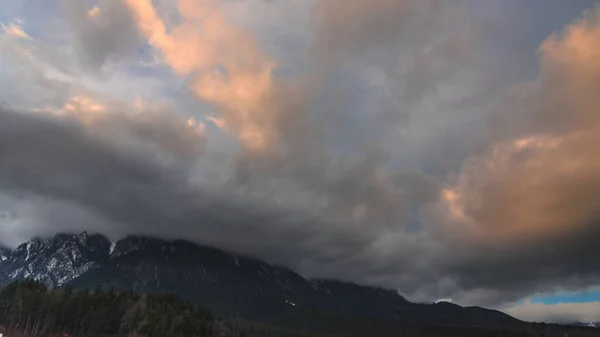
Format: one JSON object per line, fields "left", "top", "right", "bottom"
{"left": 0, "top": 107, "right": 369, "bottom": 268}
{"left": 87, "top": 7, "right": 101, "bottom": 19}
{"left": 0, "top": 21, "right": 73, "bottom": 110}
{"left": 123, "top": 0, "right": 475, "bottom": 158}
{"left": 424, "top": 4, "right": 600, "bottom": 305}
{"left": 1, "top": 0, "right": 600, "bottom": 313}
{"left": 505, "top": 300, "right": 600, "bottom": 323}
{"left": 124, "top": 0, "right": 278, "bottom": 154}
{"left": 47, "top": 94, "right": 207, "bottom": 161}
{"left": 65, "top": 0, "right": 141, "bottom": 70}
{"left": 118, "top": 0, "right": 460, "bottom": 243}
{"left": 2, "top": 23, "right": 32, "bottom": 41}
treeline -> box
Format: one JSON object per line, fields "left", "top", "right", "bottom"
{"left": 0, "top": 280, "right": 336, "bottom": 337}
{"left": 0, "top": 280, "right": 230, "bottom": 337}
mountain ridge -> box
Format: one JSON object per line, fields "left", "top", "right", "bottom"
{"left": 0, "top": 232, "right": 526, "bottom": 332}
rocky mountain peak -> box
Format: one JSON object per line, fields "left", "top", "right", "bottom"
{"left": 110, "top": 235, "right": 169, "bottom": 258}
{"left": 0, "top": 232, "right": 111, "bottom": 287}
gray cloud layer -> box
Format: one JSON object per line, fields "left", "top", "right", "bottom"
{"left": 1, "top": 0, "right": 600, "bottom": 315}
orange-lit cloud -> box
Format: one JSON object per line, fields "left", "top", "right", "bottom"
{"left": 87, "top": 6, "right": 101, "bottom": 19}
{"left": 0, "top": 22, "right": 35, "bottom": 61}
{"left": 34, "top": 94, "right": 207, "bottom": 154}
{"left": 2, "top": 23, "right": 32, "bottom": 41}
{"left": 439, "top": 7, "right": 600, "bottom": 246}
{"left": 31, "top": 95, "right": 109, "bottom": 127}
{"left": 60, "top": 95, "right": 108, "bottom": 124}
{"left": 124, "top": 0, "right": 278, "bottom": 154}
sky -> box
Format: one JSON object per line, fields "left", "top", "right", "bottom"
{"left": 0, "top": 0, "right": 600, "bottom": 324}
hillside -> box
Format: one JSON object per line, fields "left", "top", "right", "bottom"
{"left": 1, "top": 233, "right": 599, "bottom": 337}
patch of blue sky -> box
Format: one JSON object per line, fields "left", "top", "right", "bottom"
{"left": 532, "top": 290, "right": 600, "bottom": 305}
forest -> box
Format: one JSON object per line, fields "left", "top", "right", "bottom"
{"left": 0, "top": 280, "right": 598, "bottom": 337}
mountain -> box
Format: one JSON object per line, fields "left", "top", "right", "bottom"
{"left": 0, "top": 246, "right": 10, "bottom": 262}
{"left": 0, "top": 232, "right": 527, "bottom": 334}
{"left": 71, "top": 236, "right": 418, "bottom": 325}
{"left": 0, "top": 232, "right": 110, "bottom": 287}
{"left": 5, "top": 282, "right": 596, "bottom": 337}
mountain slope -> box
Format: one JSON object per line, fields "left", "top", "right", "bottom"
{"left": 72, "top": 236, "right": 413, "bottom": 323}
{"left": 1, "top": 232, "right": 524, "bottom": 333}
{"left": 70, "top": 235, "right": 522, "bottom": 329}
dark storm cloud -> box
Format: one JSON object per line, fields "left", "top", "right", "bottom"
{"left": 2, "top": 97, "right": 600, "bottom": 309}
{"left": 0, "top": 108, "right": 372, "bottom": 267}
{"left": 2, "top": 0, "right": 600, "bottom": 314}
